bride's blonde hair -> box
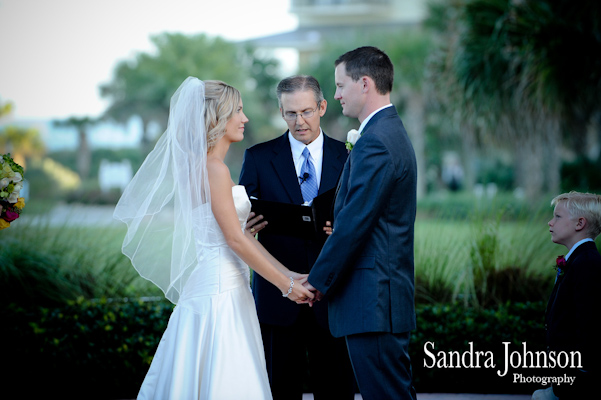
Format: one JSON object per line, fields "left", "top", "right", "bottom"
{"left": 204, "top": 80, "right": 242, "bottom": 150}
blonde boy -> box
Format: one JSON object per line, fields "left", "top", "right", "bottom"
{"left": 533, "top": 192, "right": 601, "bottom": 399}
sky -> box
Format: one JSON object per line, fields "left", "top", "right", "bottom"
{"left": 0, "top": 0, "right": 298, "bottom": 120}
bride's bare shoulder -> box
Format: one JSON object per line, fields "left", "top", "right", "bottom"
{"left": 206, "top": 157, "right": 230, "bottom": 179}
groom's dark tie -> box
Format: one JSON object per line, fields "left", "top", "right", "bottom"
{"left": 300, "top": 147, "right": 318, "bottom": 203}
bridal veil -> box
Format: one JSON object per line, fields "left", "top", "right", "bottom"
{"left": 114, "top": 77, "right": 210, "bottom": 304}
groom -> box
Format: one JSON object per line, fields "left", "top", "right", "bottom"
{"left": 307, "top": 46, "right": 418, "bottom": 399}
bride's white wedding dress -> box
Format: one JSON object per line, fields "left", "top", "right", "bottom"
{"left": 138, "top": 185, "right": 272, "bottom": 400}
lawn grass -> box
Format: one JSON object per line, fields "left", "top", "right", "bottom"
{"left": 414, "top": 215, "right": 560, "bottom": 306}
{"left": 2, "top": 193, "right": 591, "bottom": 307}
{"left": 1, "top": 219, "right": 161, "bottom": 306}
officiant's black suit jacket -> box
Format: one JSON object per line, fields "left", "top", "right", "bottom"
{"left": 545, "top": 240, "right": 601, "bottom": 398}
{"left": 239, "top": 131, "right": 347, "bottom": 327}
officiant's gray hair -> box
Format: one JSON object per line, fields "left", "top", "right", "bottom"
{"left": 276, "top": 75, "right": 325, "bottom": 109}
{"left": 552, "top": 191, "right": 601, "bottom": 238}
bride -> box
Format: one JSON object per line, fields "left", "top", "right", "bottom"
{"left": 114, "top": 77, "right": 314, "bottom": 399}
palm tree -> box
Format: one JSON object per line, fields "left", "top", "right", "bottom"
{"left": 53, "top": 117, "right": 96, "bottom": 180}
{"left": 427, "top": 0, "right": 601, "bottom": 199}
{"left": 100, "top": 33, "right": 248, "bottom": 155}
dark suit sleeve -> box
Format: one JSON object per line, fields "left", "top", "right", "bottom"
{"left": 239, "top": 148, "right": 259, "bottom": 199}
{"left": 308, "top": 133, "right": 396, "bottom": 295}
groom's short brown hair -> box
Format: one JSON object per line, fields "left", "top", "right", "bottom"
{"left": 335, "top": 46, "right": 394, "bottom": 95}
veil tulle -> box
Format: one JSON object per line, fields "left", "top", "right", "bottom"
{"left": 114, "top": 77, "right": 210, "bottom": 304}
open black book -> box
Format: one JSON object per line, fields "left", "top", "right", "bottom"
{"left": 249, "top": 187, "right": 337, "bottom": 241}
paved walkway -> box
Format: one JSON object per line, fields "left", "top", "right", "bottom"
{"left": 302, "top": 394, "right": 531, "bottom": 400}
{"left": 28, "top": 203, "right": 120, "bottom": 227}
{"left": 416, "top": 395, "right": 531, "bottom": 400}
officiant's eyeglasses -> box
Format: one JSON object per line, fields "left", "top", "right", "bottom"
{"left": 283, "top": 102, "right": 321, "bottom": 121}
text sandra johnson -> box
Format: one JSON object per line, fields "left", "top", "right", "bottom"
{"left": 423, "top": 341, "right": 582, "bottom": 377}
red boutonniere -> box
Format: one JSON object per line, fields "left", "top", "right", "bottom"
{"left": 554, "top": 255, "right": 567, "bottom": 277}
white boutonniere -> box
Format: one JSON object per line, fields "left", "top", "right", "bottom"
{"left": 345, "top": 129, "right": 361, "bottom": 151}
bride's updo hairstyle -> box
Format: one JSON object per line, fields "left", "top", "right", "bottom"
{"left": 203, "top": 80, "right": 242, "bottom": 150}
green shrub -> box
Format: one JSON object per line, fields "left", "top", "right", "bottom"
{"left": 21, "top": 163, "right": 65, "bottom": 202}
{"left": 4, "top": 299, "right": 548, "bottom": 397}
{"left": 0, "top": 236, "right": 82, "bottom": 307}
{"left": 412, "top": 301, "right": 547, "bottom": 394}
{"left": 5, "top": 298, "right": 173, "bottom": 399}
{"left": 0, "top": 221, "right": 161, "bottom": 306}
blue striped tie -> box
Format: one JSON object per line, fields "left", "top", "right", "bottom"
{"left": 300, "top": 147, "right": 318, "bottom": 204}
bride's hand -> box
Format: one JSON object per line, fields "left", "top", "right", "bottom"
{"left": 288, "top": 271, "right": 308, "bottom": 282}
{"left": 284, "top": 278, "right": 314, "bottom": 303}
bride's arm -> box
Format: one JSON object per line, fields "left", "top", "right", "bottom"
{"left": 207, "top": 159, "right": 313, "bottom": 301}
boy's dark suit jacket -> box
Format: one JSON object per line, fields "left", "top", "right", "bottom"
{"left": 308, "top": 105, "right": 417, "bottom": 338}
{"left": 546, "top": 240, "right": 601, "bottom": 398}
{"left": 239, "top": 131, "right": 348, "bottom": 327}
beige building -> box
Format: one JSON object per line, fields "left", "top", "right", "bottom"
{"left": 250, "top": 0, "right": 427, "bottom": 63}
{"left": 293, "top": 0, "right": 426, "bottom": 27}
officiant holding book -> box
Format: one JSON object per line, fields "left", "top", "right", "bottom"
{"left": 239, "top": 75, "right": 355, "bottom": 400}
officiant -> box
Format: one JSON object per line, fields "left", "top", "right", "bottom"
{"left": 239, "top": 75, "right": 355, "bottom": 400}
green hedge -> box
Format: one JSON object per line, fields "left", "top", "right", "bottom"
{"left": 5, "top": 298, "right": 172, "bottom": 399}
{"left": 411, "top": 301, "right": 547, "bottom": 394}
{"left": 4, "top": 300, "right": 547, "bottom": 398}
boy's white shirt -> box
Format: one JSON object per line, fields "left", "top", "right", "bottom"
{"left": 565, "top": 238, "right": 594, "bottom": 261}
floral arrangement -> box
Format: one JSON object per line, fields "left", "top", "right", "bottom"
{"left": 345, "top": 129, "right": 361, "bottom": 152}
{"left": 0, "top": 153, "right": 26, "bottom": 230}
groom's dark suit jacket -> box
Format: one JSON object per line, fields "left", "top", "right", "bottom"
{"left": 309, "top": 105, "right": 417, "bottom": 338}
{"left": 545, "top": 240, "right": 601, "bottom": 398}
{"left": 239, "top": 131, "right": 348, "bottom": 327}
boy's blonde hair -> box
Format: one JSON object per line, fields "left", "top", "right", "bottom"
{"left": 551, "top": 191, "right": 601, "bottom": 239}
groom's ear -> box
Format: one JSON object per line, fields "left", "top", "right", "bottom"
{"left": 361, "top": 76, "right": 372, "bottom": 93}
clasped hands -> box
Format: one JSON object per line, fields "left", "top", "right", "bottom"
{"left": 246, "top": 212, "right": 326, "bottom": 306}
{"left": 286, "top": 272, "right": 323, "bottom": 306}
{"left": 300, "top": 280, "right": 324, "bottom": 306}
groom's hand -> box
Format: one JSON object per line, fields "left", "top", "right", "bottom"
{"left": 302, "top": 281, "right": 323, "bottom": 306}
{"left": 246, "top": 212, "right": 267, "bottom": 235}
